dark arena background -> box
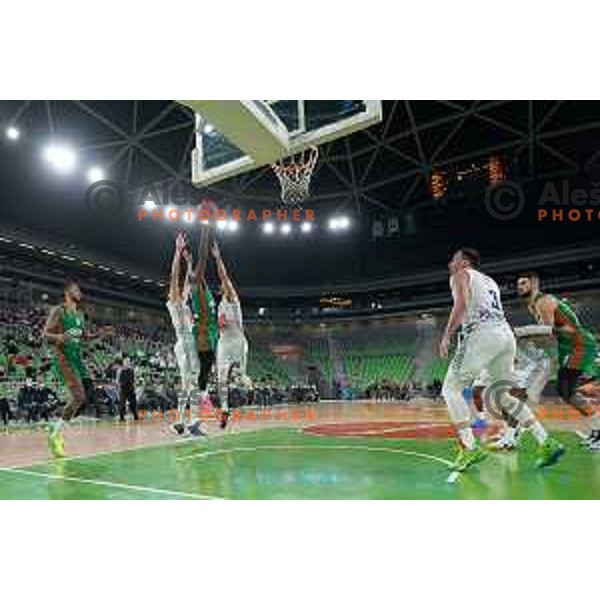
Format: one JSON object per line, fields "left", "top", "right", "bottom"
{"left": 2, "top": 100, "right": 600, "bottom": 499}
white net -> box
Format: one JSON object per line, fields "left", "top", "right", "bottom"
{"left": 271, "top": 147, "right": 319, "bottom": 206}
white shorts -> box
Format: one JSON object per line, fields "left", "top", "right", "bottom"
{"left": 216, "top": 334, "right": 248, "bottom": 383}
{"left": 446, "top": 322, "right": 516, "bottom": 389}
{"left": 174, "top": 333, "right": 200, "bottom": 392}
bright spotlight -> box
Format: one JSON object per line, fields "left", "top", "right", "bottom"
{"left": 228, "top": 221, "right": 239, "bottom": 232}
{"left": 301, "top": 222, "right": 312, "bottom": 233}
{"left": 216, "top": 220, "right": 227, "bottom": 230}
{"left": 263, "top": 222, "right": 275, "bottom": 234}
{"left": 281, "top": 223, "right": 292, "bottom": 235}
{"left": 6, "top": 126, "right": 19, "bottom": 140}
{"left": 87, "top": 167, "right": 103, "bottom": 182}
{"left": 44, "top": 145, "right": 77, "bottom": 173}
{"left": 329, "top": 216, "right": 350, "bottom": 231}
{"left": 144, "top": 191, "right": 158, "bottom": 210}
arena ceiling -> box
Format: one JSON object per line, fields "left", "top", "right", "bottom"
{"left": 2, "top": 100, "right": 600, "bottom": 209}
{"left": 2, "top": 100, "right": 600, "bottom": 290}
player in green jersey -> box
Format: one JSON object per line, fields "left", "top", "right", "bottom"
{"left": 189, "top": 225, "right": 226, "bottom": 427}
{"left": 43, "top": 280, "right": 113, "bottom": 457}
{"left": 515, "top": 273, "right": 600, "bottom": 448}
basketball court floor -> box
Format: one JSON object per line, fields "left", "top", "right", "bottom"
{"left": 1, "top": 101, "right": 598, "bottom": 500}
{"left": 1, "top": 402, "right": 597, "bottom": 499}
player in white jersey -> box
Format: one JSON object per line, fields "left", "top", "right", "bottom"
{"left": 212, "top": 241, "right": 249, "bottom": 426}
{"left": 440, "top": 248, "right": 564, "bottom": 471}
{"left": 166, "top": 232, "right": 201, "bottom": 435}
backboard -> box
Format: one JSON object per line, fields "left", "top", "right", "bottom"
{"left": 178, "top": 100, "right": 382, "bottom": 187}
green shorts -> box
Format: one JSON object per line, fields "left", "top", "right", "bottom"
{"left": 53, "top": 349, "right": 89, "bottom": 388}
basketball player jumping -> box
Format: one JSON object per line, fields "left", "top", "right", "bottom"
{"left": 440, "top": 249, "right": 564, "bottom": 471}
{"left": 212, "top": 240, "right": 249, "bottom": 427}
{"left": 514, "top": 273, "right": 600, "bottom": 448}
{"left": 190, "top": 225, "right": 221, "bottom": 426}
{"left": 167, "top": 232, "right": 202, "bottom": 436}
{"left": 44, "top": 279, "right": 113, "bottom": 458}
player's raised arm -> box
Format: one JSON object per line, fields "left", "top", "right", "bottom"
{"left": 43, "top": 306, "right": 65, "bottom": 345}
{"left": 195, "top": 226, "right": 212, "bottom": 283}
{"left": 169, "top": 233, "right": 186, "bottom": 302}
{"left": 181, "top": 249, "right": 194, "bottom": 304}
{"left": 212, "top": 241, "right": 237, "bottom": 302}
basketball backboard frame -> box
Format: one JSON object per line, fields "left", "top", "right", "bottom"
{"left": 179, "top": 100, "right": 382, "bottom": 188}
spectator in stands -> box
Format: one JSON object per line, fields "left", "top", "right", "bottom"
{"left": 17, "top": 379, "right": 35, "bottom": 422}
{"left": 31, "top": 377, "right": 52, "bottom": 421}
{"left": 116, "top": 356, "right": 138, "bottom": 421}
{"left": 0, "top": 389, "right": 11, "bottom": 426}
{"left": 333, "top": 379, "right": 342, "bottom": 399}
{"left": 162, "top": 378, "right": 178, "bottom": 411}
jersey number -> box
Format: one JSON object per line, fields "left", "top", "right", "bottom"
{"left": 488, "top": 290, "right": 500, "bottom": 310}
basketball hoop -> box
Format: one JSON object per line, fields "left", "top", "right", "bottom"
{"left": 271, "top": 147, "right": 319, "bottom": 206}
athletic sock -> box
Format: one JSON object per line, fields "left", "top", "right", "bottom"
{"left": 458, "top": 426, "right": 476, "bottom": 450}
{"left": 52, "top": 418, "right": 64, "bottom": 433}
{"left": 529, "top": 421, "right": 548, "bottom": 445}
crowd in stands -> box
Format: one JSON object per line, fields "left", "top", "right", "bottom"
{"left": 0, "top": 299, "right": 453, "bottom": 428}
{"left": 0, "top": 304, "right": 180, "bottom": 424}
{"left": 227, "top": 379, "right": 319, "bottom": 408}
{"left": 0, "top": 303, "right": 323, "bottom": 427}
{"left": 363, "top": 379, "right": 417, "bottom": 402}
{"left": 340, "top": 377, "right": 443, "bottom": 402}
